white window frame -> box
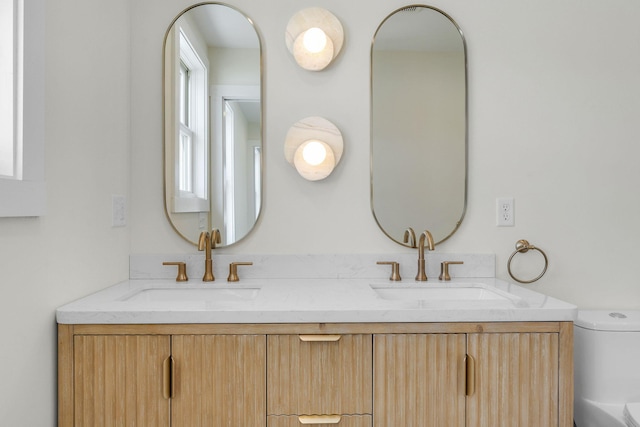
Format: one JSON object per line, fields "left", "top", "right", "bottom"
{"left": 253, "top": 146, "right": 261, "bottom": 219}
{"left": 172, "top": 29, "right": 208, "bottom": 213}
{"left": 223, "top": 101, "right": 236, "bottom": 241}
{"left": 178, "top": 60, "right": 194, "bottom": 193}
{"left": 0, "top": 0, "right": 45, "bottom": 217}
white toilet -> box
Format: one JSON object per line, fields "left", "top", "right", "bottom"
{"left": 574, "top": 310, "right": 640, "bottom": 427}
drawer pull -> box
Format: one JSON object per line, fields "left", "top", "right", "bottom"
{"left": 298, "top": 334, "right": 342, "bottom": 342}
{"left": 162, "top": 356, "right": 175, "bottom": 399}
{"left": 298, "top": 415, "right": 341, "bottom": 424}
{"left": 465, "top": 354, "right": 476, "bottom": 396}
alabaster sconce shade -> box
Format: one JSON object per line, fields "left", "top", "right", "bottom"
{"left": 284, "top": 117, "right": 344, "bottom": 181}
{"left": 285, "top": 8, "right": 344, "bottom": 71}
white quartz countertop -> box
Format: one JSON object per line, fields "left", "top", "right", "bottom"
{"left": 56, "top": 277, "right": 577, "bottom": 324}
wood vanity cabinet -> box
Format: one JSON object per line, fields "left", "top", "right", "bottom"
{"left": 374, "top": 333, "right": 467, "bottom": 426}
{"left": 465, "top": 332, "right": 561, "bottom": 427}
{"left": 58, "top": 322, "right": 572, "bottom": 427}
{"left": 267, "top": 334, "right": 372, "bottom": 425}
{"left": 170, "top": 334, "right": 266, "bottom": 426}
{"left": 267, "top": 415, "right": 372, "bottom": 427}
{"left": 373, "top": 323, "right": 573, "bottom": 427}
{"left": 58, "top": 325, "right": 266, "bottom": 427}
{"left": 70, "top": 334, "right": 171, "bottom": 426}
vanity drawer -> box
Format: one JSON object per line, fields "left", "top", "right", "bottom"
{"left": 267, "top": 334, "right": 373, "bottom": 415}
{"left": 267, "top": 415, "right": 372, "bottom": 427}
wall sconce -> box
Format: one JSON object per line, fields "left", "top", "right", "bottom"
{"left": 284, "top": 117, "right": 344, "bottom": 181}
{"left": 285, "top": 8, "right": 344, "bottom": 71}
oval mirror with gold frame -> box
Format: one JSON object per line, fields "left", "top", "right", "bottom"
{"left": 371, "top": 5, "right": 467, "bottom": 246}
{"left": 163, "top": 3, "right": 263, "bottom": 246}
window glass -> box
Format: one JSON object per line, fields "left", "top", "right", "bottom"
{"left": 178, "top": 60, "right": 189, "bottom": 127}
{"left": 0, "top": 0, "right": 15, "bottom": 178}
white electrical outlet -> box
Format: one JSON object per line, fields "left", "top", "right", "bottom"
{"left": 496, "top": 197, "right": 514, "bottom": 226}
{"left": 112, "top": 195, "right": 126, "bottom": 227}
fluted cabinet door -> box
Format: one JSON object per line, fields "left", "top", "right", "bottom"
{"left": 73, "top": 335, "right": 171, "bottom": 427}
{"left": 171, "top": 334, "right": 266, "bottom": 427}
{"left": 373, "top": 334, "right": 466, "bottom": 427}
{"left": 466, "top": 333, "right": 559, "bottom": 427}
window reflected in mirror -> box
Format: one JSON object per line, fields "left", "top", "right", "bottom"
{"left": 164, "top": 4, "right": 262, "bottom": 246}
{"left": 174, "top": 29, "right": 208, "bottom": 213}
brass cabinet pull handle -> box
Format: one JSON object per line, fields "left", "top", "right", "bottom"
{"left": 163, "top": 356, "right": 175, "bottom": 399}
{"left": 298, "top": 415, "right": 341, "bottom": 424}
{"left": 465, "top": 354, "right": 476, "bottom": 396}
{"left": 298, "top": 334, "right": 342, "bottom": 342}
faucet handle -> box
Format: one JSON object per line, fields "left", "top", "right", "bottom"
{"left": 439, "top": 261, "right": 464, "bottom": 281}
{"left": 163, "top": 262, "right": 188, "bottom": 282}
{"left": 377, "top": 261, "right": 402, "bottom": 281}
{"left": 227, "top": 262, "right": 253, "bottom": 282}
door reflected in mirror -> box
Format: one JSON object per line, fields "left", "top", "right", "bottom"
{"left": 371, "top": 6, "right": 467, "bottom": 246}
{"left": 164, "top": 3, "right": 262, "bottom": 246}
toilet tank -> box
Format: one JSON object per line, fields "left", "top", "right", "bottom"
{"left": 574, "top": 310, "right": 640, "bottom": 403}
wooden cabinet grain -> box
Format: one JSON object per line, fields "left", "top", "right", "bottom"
{"left": 466, "top": 332, "right": 560, "bottom": 427}
{"left": 59, "top": 322, "right": 573, "bottom": 427}
{"left": 267, "top": 334, "right": 372, "bottom": 416}
{"left": 72, "top": 335, "right": 170, "bottom": 426}
{"left": 59, "top": 326, "right": 265, "bottom": 427}
{"left": 372, "top": 323, "right": 573, "bottom": 427}
{"left": 267, "top": 414, "right": 372, "bottom": 427}
{"left": 171, "top": 334, "right": 266, "bottom": 427}
{"left": 373, "top": 333, "right": 466, "bottom": 427}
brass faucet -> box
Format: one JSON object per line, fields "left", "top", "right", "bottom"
{"left": 198, "top": 228, "right": 221, "bottom": 282}
{"left": 415, "top": 230, "right": 435, "bottom": 281}
{"left": 403, "top": 227, "right": 417, "bottom": 248}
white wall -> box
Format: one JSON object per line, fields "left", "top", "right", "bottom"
{"left": 0, "top": 0, "right": 131, "bottom": 424}
{"left": 1, "top": 0, "right": 639, "bottom": 425}
{"left": 131, "top": 0, "right": 640, "bottom": 309}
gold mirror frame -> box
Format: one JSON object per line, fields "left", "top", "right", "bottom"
{"left": 370, "top": 5, "right": 468, "bottom": 247}
{"left": 163, "top": 3, "right": 263, "bottom": 247}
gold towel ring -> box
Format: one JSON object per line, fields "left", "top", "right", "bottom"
{"left": 507, "top": 239, "right": 548, "bottom": 284}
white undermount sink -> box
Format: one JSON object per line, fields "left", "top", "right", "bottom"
{"left": 122, "top": 287, "right": 261, "bottom": 303}
{"left": 370, "top": 283, "right": 525, "bottom": 307}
